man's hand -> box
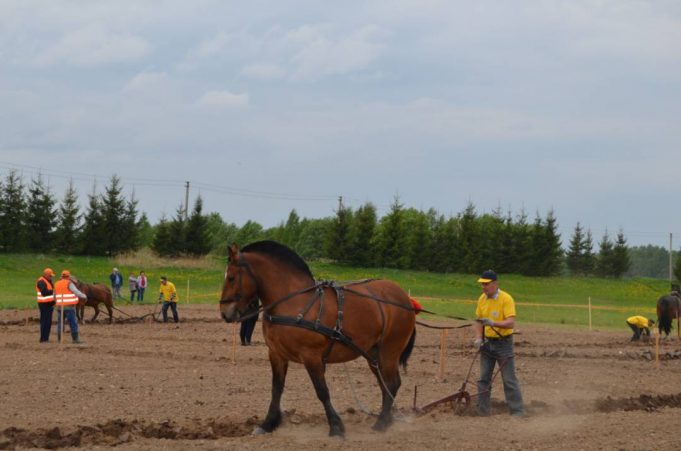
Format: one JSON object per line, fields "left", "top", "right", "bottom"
{"left": 472, "top": 337, "right": 483, "bottom": 349}
{"left": 480, "top": 318, "right": 495, "bottom": 327}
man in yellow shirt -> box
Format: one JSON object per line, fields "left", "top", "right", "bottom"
{"left": 626, "top": 316, "right": 654, "bottom": 342}
{"left": 158, "top": 276, "right": 179, "bottom": 323}
{"left": 473, "top": 270, "right": 524, "bottom": 417}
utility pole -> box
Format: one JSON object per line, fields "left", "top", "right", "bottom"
{"left": 184, "top": 181, "right": 190, "bottom": 221}
{"left": 337, "top": 195, "right": 344, "bottom": 211}
{"left": 670, "top": 232, "right": 673, "bottom": 286}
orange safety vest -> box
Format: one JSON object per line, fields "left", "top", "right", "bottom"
{"left": 36, "top": 276, "right": 54, "bottom": 303}
{"left": 54, "top": 279, "right": 80, "bottom": 306}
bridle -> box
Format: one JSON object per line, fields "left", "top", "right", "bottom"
{"left": 219, "top": 255, "right": 260, "bottom": 306}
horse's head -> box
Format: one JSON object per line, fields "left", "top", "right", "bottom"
{"left": 219, "top": 243, "right": 259, "bottom": 323}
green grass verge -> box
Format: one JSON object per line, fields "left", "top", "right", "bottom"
{"left": 0, "top": 254, "right": 671, "bottom": 330}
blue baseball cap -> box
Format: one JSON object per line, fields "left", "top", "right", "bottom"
{"left": 477, "top": 270, "right": 497, "bottom": 283}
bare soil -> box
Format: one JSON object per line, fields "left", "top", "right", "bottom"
{"left": 1, "top": 304, "right": 681, "bottom": 450}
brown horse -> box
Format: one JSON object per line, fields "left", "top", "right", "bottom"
{"left": 657, "top": 292, "right": 681, "bottom": 338}
{"left": 219, "top": 241, "right": 416, "bottom": 437}
{"left": 74, "top": 279, "right": 114, "bottom": 323}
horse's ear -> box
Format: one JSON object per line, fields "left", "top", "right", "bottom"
{"left": 228, "top": 243, "right": 240, "bottom": 262}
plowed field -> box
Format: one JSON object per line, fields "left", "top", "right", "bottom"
{"left": 1, "top": 305, "right": 680, "bottom": 450}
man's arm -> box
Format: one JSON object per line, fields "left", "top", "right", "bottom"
{"left": 484, "top": 316, "right": 516, "bottom": 329}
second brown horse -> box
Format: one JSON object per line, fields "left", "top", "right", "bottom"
{"left": 219, "top": 241, "right": 416, "bottom": 438}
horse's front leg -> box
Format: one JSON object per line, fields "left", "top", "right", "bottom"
{"left": 305, "top": 360, "right": 344, "bottom": 437}
{"left": 92, "top": 304, "right": 100, "bottom": 322}
{"left": 255, "top": 350, "right": 288, "bottom": 435}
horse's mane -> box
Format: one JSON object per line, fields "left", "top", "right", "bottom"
{"left": 241, "top": 240, "right": 314, "bottom": 280}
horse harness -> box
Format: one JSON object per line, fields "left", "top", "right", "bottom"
{"left": 220, "top": 255, "right": 417, "bottom": 369}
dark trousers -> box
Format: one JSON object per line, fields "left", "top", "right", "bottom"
{"left": 477, "top": 337, "right": 524, "bottom": 416}
{"left": 628, "top": 322, "right": 649, "bottom": 341}
{"left": 39, "top": 302, "right": 55, "bottom": 342}
{"left": 162, "top": 301, "right": 179, "bottom": 323}
{"left": 240, "top": 315, "right": 258, "bottom": 344}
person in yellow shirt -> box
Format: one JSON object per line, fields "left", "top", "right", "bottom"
{"left": 158, "top": 276, "right": 179, "bottom": 323}
{"left": 626, "top": 316, "right": 654, "bottom": 342}
{"left": 473, "top": 269, "right": 524, "bottom": 417}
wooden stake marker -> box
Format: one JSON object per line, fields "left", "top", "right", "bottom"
{"left": 438, "top": 329, "right": 448, "bottom": 380}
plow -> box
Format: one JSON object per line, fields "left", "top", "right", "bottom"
{"left": 411, "top": 348, "right": 508, "bottom": 415}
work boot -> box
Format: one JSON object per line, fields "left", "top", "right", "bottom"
{"left": 71, "top": 332, "right": 84, "bottom": 344}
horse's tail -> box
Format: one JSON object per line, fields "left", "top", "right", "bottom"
{"left": 399, "top": 328, "right": 416, "bottom": 370}
{"left": 658, "top": 297, "right": 673, "bottom": 336}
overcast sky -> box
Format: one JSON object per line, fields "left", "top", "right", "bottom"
{"left": 1, "top": 0, "right": 680, "bottom": 248}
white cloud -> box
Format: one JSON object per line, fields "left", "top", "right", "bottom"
{"left": 240, "top": 63, "right": 286, "bottom": 80}
{"left": 195, "top": 90, "right": 249, "bottom": 108}
{"left": 285, "top": 24, "right": 387, "bottom": 80}
{"left": 122, "top": 71, "right": 169, "bottom": 92}
{"left": 32, "top": 24, "right": 151, "bottom": 67}
{"left": 195, "top": 32, "right": 231, "bottom": 58}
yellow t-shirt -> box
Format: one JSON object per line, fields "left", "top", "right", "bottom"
{"left": 475, "top": 289, "right": 516, "bottom": 338}
{"left": 159, "top": 282, "right": 178, "bottom": 302}
{"left": 626, "top": 316, "right": 649, "bottom": 329}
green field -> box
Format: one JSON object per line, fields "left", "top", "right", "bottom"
{"left": 0, "top": 253, "right": 671, "bottom": 330}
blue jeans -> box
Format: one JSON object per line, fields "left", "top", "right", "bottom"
{"left": 477, "top": 337, "right": 524, "bottom": 416}
{"left": 56, "top": 307, "right": 79, "bottom": 339}
{"left": 162, "top": 301, "right": 179, "bottom": 323}
{"left": 137, "top": 287, "right": 145, "bottom": 302}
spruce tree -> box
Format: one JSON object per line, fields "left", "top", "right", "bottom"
{"left": 582, "top": 229, "right": 596, "bottom": 275}
{"left": 0, "top": 171, "right": 28, "bottom": 252}
{"left": 152, "top": 215, "right": 173, "bottom": 257}
{"left": 167, "top": 204, "right": 187, "bottom": 256}
{"left": 120, "top": 191, "right": 140, "bottom": 251}
{"left": 596, "top": 231, "right": 615, "bottom": 277}
{"left": 541, "top": 209, "right": 563, "bottom": 275}
{"left": 25, "top": 174, "right": 56, "bottom": 252}
{"left": 512, "top": 209, "right": 532, "bottom": 275}
{"left": 324, "top": 202, "right": 353, "bottom": 263}
{"left": 611, "top": 230, "right": 631, "bottom": 278}
{"left": 348, "top": 202, "right": 377, "bottom": 267}
{"left": 430, "top": 215, "right": 459, "bottom": 272}
{"left": 185, "top": 196, "right": 211, "bottom": 256}
{"left": 374, "top": 196, "right": 408, "bottom": 268}
{"left": 496, "top": 211, "right": 516, "bottom": 273}
{"left": 101, "top": 175, "right": 127, "bottom": 256}
{"left": 674, "top": 250, "right": 681, "bottom": 284}
{"left": 405, "top": 209, "right": 432, "bottom": 271}
{"left": 136, "top": 213, "right": 154, "bottom": 248}
{"left": 566, "top": 222, "right": 585, "bottom": 275}
{"left": 458, "top": 202, "right": 480, "bottom": 274}
{"left": 54, "top": 180, "right": 81, "bottom": 254}
{"left": 80, "top": 188, "right": 107, "bottom": 255}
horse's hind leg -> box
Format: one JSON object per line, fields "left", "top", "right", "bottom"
{"left": 304, "top": 360, "right": 344, "bottom": 437}
{"left": 368, "top": 348, "right": 401, "bottom": 431}
{"left": 106, "top": 302, "right": 113, "bottom": 323}
{"left": 256, "top": 350, "right": 289, "bottom": 435}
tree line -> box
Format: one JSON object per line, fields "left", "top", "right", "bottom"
{"left": 0, "top": 170, "right": 638, "bottom": 278}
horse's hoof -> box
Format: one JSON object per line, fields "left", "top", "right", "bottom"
{"left": 371, "top": 420, "right": 389, "bottom": 432}
{"left": 251, "top": 426, "right": 268, "bottom": 436}
{"left": 329, "top": 430, "right": 345, "bottom": 439}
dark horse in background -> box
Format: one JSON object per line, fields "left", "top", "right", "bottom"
{"left": 73, "top": 279, "right": 114, "bottom": 323}
{"left": 219, "top": 241, "right": 416, "bottom": 437}
{"left": 657, "top": 291, "right": 681, "bottom": 338}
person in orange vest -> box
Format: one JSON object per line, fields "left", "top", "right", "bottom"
{"left": 54, "top": 270, "right": 88, "bottom": 344}
{"left": 36, "top": 268, "right": 56, "bottom": 343}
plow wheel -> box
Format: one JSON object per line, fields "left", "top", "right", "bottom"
{"left": 451, "top": 391, "right": 471, "bottom": 415}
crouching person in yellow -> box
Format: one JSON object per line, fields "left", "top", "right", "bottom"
{"left": 626, "top": 316, "right": 654, "bottom": 342}
{"left": 54, "top": 270, "right": 87, "bottom": 344}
